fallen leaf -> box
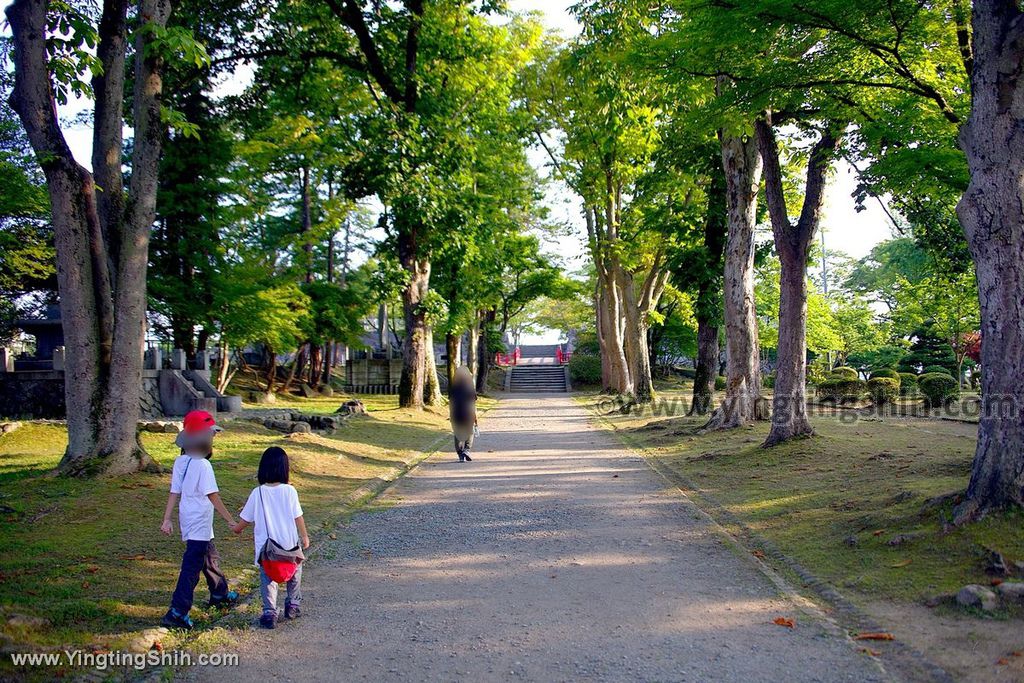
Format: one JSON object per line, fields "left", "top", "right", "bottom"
{"left": 990, "top": 578, "right": 1004, "bottom": 586}
{"left": 121, "top": 554, "right": 146, "bottom": 561}
{"left": 81, "top": 581, "right": 90, "bottom": 589}
{"left": 855, "top": 632, "right": 895, "bottom": 641}
{"left": 752, "top": 550, "right": 766, "bottom": 559}
{"left": 328, "top": 533, "right": 337, "bottom": 540}
{"left": 872, "top": 529, "right": 886, "bottom": 536}
{"left": 86, "top": 565, "right": 99, "bottom": 574}
{"left": 997, "top": 658, "right": 1010, "bottom": 666}
{"left": 860, "top": 648, "right": 881, "bottom": 657}
{"left": 152, "top": 641, "right": 163, "bottom": 652}
{"left": 1011, "top": 651, "right": 1023, "bottom": 658}
{"left": 772, "top": 617, "right": 795, "bottom": 628}
{"left": 891, "top": 559, "right": 912, "bottom": 568}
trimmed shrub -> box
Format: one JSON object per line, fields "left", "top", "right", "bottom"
{"left": 867, "top": 377, "right": 899, "bottom": 405}
{"left": 868, "top": 368, "right": 900, "bottom": 384}
{"left": 923, "top": 365, "right": 955, "bottom": 377}
{"left": 763, "top": 373, "right": 776, "bottom": 389}
{"left": 830, "top": 366, "right": 859, "bottom": 381}
{"left": 918, "top": 372, "right": 960, "bottom": 408}
{"left": 898, "top": 372, "right": 919, "bottom": 396}
{"left": 568, "top": 354, "right": 602, "bottom": 385}
{"left": 676, "top": 367, "right": 697, "bottom": 380}
{"left": 714, "top": 375, "right": 727, "bottom": 391}
{"left": 817, "top": 378, "right": 865, "bottom": 403}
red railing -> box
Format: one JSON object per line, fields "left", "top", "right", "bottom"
{"left": 555, "top": 346, "right": 572, "bottom": 364}
{"left": 494, "top": 347, "right": 521, "bottom": 366}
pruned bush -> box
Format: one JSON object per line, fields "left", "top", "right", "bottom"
{"left": 868, "top": 368, "right": 900, "bottom": 384}
{"left": 922, "top": 365, "right": 955, "bottom": 377}
{"left": 715, "top": 375, "right": 727, "bottom": 391}
{"left": 817, "top": 378, "right": 865, "bottom": 403}
{"left": 918, "top": 372, "right": 960, "bottom": 408}
{"left": 898, "top": 372, "right": 919, "bottom": 396}
{"left": 867, "top": 377, "right": 899, "bottom": 405}
{"left": 830, "top": 366, "right": 859, "bottom": 381}
{"left": 568, "top": 354, "right": 602, "bottom": 385}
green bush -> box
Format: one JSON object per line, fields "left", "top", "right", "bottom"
{"left": 830, "top": 366, "right": 859, "bottom": 381}
{"left": 676, "top": 367, "right": 697, "bottom": 380}
{"left": 898, "top": 372, "right": 919, "bottom": 396}
{"left": 923, "top": 365, "right": 955, "bottom": 377}
{"left": 918, "top": 372, "right": 960, "bottom": 408}
{"left": 763, "top": 373, "right": 776, "bottom": 389}
{"left": 817, "top": 378, "right": 865, "bottom": 403}
{"left": 568, "top": 354, "right": 602, "bottom": 385}
{"left": 867, "top": 377, "right": 899, "bottom": 405}
{"left": 715, "top": 375, "right": 727, "bottom": 391}
{"left": 868, "top": 368, "right": 900, "bottom": 384}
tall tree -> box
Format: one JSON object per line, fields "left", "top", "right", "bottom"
{"left": 7, "top": 0, "right": 173, "bottom": 474}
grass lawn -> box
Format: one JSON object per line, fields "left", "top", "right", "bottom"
{"left": 580, "top": 381, "right": 1024, "bottom": 679}
{"left": 0, "top": 392, "right": 478, "bottom": 680}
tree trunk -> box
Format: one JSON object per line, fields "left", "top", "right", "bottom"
{"left": 445, "top": 332, "right": 460, "bottom": 389}
{"left": 467, "top": 313, "right": 480, "bottom": 380}
{"left": 476, "top": 310, "right": 494, "bottom": 394}
{"left": 423, "top": 326, "right": 443, "bottom": 406}
{"left": 7, "top": 0, "right": 167, "bottom": 475}
{"left": 301, "top": 165, "right": 314, "bottom": 284}
{"left": 398, "top": 226, "right": 429, "bottom": 408}
{"left": 954, "top": 0, "right": 1024, "bottom": 518}
{"left": 705, "top": 130, "right": 767, "bottom": 431}
{"left": 757, "top": 119, "right": 842, "bottom": 447}
{"left": 690, "top": 317, "right": 719, "bottom": 416}
{"left": 216, "top": 341, "right": 231, "bottom": 393}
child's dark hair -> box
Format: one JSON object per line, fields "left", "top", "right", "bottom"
{"left": 258, "top": 447, "right": 289, "bottom": 484}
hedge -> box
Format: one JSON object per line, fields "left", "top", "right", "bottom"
{"left": 829, "top": 366, "right": 859, "bottom": 381}
{"left": 922, "top": 365, "right": 955, "bottom": 377}
{"left": 568, "top": 354, "right": 602, "bottom": 385}
{"left": 817, "top": 378, "right": 865, "bottom": 403}
{"left": 715, "top": 375, "right": 727, "bottom": 391}
{"left": 868, "top": 368, "right": 900, "bottom": 384}
{"left": 898, "top": 372, "right": 919, "bottom": 396}
{"left": 676, "top": 367, "right": 697, "bottom": 380}
{"left": 918, "top": 372, "right": 960, "bottom": 408}
{"left": 867, "top": 377, "right": 899, "bottom": 405}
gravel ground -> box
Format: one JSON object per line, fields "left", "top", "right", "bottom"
{"left": 194, "top": 394, "right": 891, "bottom": 683}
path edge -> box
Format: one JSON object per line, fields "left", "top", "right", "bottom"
{"left": 578, "top": 396, "right": 955, "bottom": 683}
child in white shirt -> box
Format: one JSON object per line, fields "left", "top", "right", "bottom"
{"left": 159, "top": 411, "right": 239, "bottom": 630}
{"left": 233, "top": 446, "right": 310, "bottom": 629}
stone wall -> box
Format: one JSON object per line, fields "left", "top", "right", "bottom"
{"left": 0, "top": 371, "right": 65, "bottom": 419}
{"left": 140, "top": 372, "right": 162, "bottom": 419}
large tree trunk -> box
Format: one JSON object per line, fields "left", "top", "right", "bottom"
{"left": 423, "top": 326, "right": 443, "bottom": 406}
{"left": 689, "top": 171, "right": 727, "bottom": 416}
{"left": 7, "top": 0, "right": 167, "bottom": 475}
{"left": 690, "top": 317, "right": 719, "bottom": 416}
{"left": 445, "top": 332, "right": 460, "bottom": 388}
{"left": 467, "top": 313, "right": 479, "bottom": 380}
{"left": 757, "top": 119, "right": 842, "bottom": 447}
{"left": 705, "top": 130, "right": 767, "bottom": 430}
{"left": 397, "top": 219, "right": 430, "bottom": 408}
{"left": 954, "top": 0, "right": 1024, "bottom": 519}
{"left": 476, "top": 309, "right": 494, "bottom": 394}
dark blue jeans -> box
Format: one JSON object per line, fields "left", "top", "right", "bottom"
{"left": 170, "top": 540, "right": 229, "bottom": 616}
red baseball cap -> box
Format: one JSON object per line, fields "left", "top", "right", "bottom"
{"left": 176, "top": 410, "right": 223, "bottom": 449}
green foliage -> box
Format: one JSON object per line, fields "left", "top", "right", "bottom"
{"left": 568, "top": 353, "right": 603, "bottom": 385}
{"left": 817, "top": 378, "right": 865, "bottom": 404}
{"left": 867, "top": 377, "right": 899, "bottom": 405}
{"left": 917, "top": 372, "right": 960, "bottom": 408}
{"left": 830, "top": 366, "right": 859, "bottom": 381}
{"left": 898, "top": 372, "right": 919, "bottom": 396}
{"left": 714, "top": 375, "right": 726, "bottom": 391}
{"left": 899, "top": 322, "right": 957, "bottom": 375}
{"left": 763, "top": 373, "right": 776, "bottom": 390}
{"left": 868, "top": 368, "right": 900, "bottom": 384}
{"left": 923, "top": 365, "right": 955, "bottom": 377}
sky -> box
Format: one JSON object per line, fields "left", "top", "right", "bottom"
{"left": 41, "top": 0, "right": 896, "bottom": 344}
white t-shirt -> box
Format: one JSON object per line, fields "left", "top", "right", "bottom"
{"left": 169, "top": 454, "right": 219, "bottom": 542}
{"left": 239, "top": 484, "right": 303, "bottom": 565}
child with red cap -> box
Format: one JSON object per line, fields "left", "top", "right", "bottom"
{"left": 159, "top": 410, "right": 239, "bottom": 630}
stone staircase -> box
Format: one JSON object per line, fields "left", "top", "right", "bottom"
{"left": 508, "top": 364, "right": 569, "bottom": 393}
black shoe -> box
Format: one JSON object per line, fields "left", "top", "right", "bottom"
{"left": 161, "top": 609, "right": 194, "bottom": 630}
{"left": 208, "top": 590, "right": 239, "bottom": 608}
{"left": 259, "top": 612, "right": 277, "bottom": 629}
{"left": 463, "top": 453, "right": 472, "bottom": 462}
{"left": 284, "top": 604, "right": 301, "bottom": 620}
{"left": 458, "top": 454, "right": 466, "bottom": 462}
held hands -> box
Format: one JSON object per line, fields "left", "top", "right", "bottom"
{"left": 160, "top": 519, "right": 173, "bottom": 535}
{"left": 231, "top": 520, "right": 248, "bottom": 535}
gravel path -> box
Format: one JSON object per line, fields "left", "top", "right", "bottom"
{"left": 199, "top": 394, "right": 890, "bottom": 682}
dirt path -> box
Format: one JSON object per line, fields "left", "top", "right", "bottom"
{"left": 198, "top": 395, "right": 890, "bottom": 682}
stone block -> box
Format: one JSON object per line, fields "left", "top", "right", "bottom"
{"left": 956, "top": 584, "right": 998, "bottom": 611}
{"left": 51, "top": 347, "right": 65, "bottom": 372}
{"left": 0, "top": 348, "right": 12, "bottom": 373}
{"left": 170, "top": 349, "right": 187, "bottom": 370}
